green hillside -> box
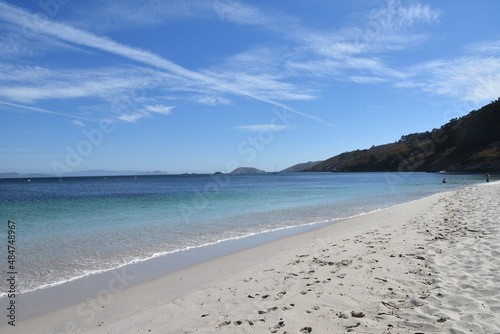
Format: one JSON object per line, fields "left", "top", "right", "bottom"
{"left": 303, "top": 99, "right": 500, "bottom": 173}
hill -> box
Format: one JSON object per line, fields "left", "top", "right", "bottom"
{"left": 0, "top": 170, "right": 168, "bottom": 178}
{"left": 281, "top": 161, "right": 322, "bottom": 172}
{"left": 303, "top": 99, "right": 500, "bottom": 173}
{"left": 230, "top": 167, "right": 266, "bottom": 174}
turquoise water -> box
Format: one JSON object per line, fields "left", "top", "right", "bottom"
{"left": 0, "top": 172, "right": 486, "bottom": 295}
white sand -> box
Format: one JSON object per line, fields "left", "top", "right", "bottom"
{"left": 2, "top": 183, "right": 499, "bottom": 333}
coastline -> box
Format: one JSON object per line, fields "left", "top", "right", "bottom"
{"left": 2, "top": 183, "right": 499, "bottom": 333}
{"left": 0, "top": 172, "right": 486, "bottom": 299}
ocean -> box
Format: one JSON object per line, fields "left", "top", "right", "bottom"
{"left": 0, "top": 172, "right": 487, "bottom": 296}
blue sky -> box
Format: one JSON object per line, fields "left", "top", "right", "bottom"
{"left": 1, "top": 0, "right": 499, "bottom": 175}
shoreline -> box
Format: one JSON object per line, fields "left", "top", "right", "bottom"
{"left": 0, "top": 190, "right": 452, "bottom": 318}
{"left": 2, "top": 177, "right": 474, "bottom": 300}
{"left": 0, "top": 192, "right": 438, "bottom": 300}
{"left": 2, "top": 183, "right": 499, "bottom": 333}
{"left": 0, "top": 172, "right": 487, "bottom": 300}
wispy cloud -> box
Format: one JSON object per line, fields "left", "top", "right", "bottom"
{"left": 466, "top": 39, "right": 500, "bottom": 55}
{"left": 214, "top": 0, "right": 285, "bottom": 31}
{"left": 0, "top": 23, "right": 86, "bottom": 59}
{"left": 235, "top": 124, "right": 292, "bottom": 132}
{"left": 0, "top": 1, "right": 331, "bottom": 126}
{"left": 72, "top": 120, "right": 85, "bottom": 127}
{"left": 403, "top": 56, "right": 500, "bottom": 102}
{"left": 0, "top": 100, "right": 97, "bottom": 122}
{"left": 144, "top": 104, "right": 174, "bottom": 115}
{"left": 1, "top": 0, "right": 497, "bottom": 127}
{"left": 0, "top": 64, "right": 170, "bottom": 103}
{"left": 117, "top": 104, "right": 175, "bottom": 123}
{"left": 201, "top": 46, "right": 317, "bottom": 101}
{"left": 0, "top": 3, "right": 205, "bottom": 84}
{"left": 211, "top": 0, "right": 437, "bottom": 87}
{"left": 116, "top": 112, "right": 146, "bottom": 123}
{"left": 215, "top": 0, "right": 439, "bottom": 55}
{"left": 189, "top": 94, "right": 231, "bottom": 106}
{"left": 366, "top": 0, "right": 440, "bottom": 32}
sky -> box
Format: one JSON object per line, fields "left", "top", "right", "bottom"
{"left": 0, "top": 0, "right": 499, "bottom": 175}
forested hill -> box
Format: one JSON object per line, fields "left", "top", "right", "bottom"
{"left": 303, "top": 99, "right": 500, "bottom": 173}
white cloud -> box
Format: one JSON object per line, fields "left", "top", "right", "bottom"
{"left": 401, "top": 56, "right": 500, "bottom": 103}
{"left": 0, "top": 64, "right": 51, "bottom": 81}
{"left": 204, "top": 71, "right": 314, "bottom": 101}
{"left": 3, "top": 0, "right": 495, "bottom": 127}
{"left": 144, "top": 104, "right": 174, "bottom": 115}
{"left": 466, "top": 39, "right": 500, "bottom": 55}
{"left": 0, "top": 75, "right": 157, "bottom": 103}
{"left": 367, "top": 0, "right": 439, "bottom": 32}
{"left": 115, "top": 104, "right": 175, "bottom": 123}
{"left": 0, "top": 22, "right": 87, "bottom": 59}
{"left": 235, "top": 124, "right": 291, "bottom": 132}
{"left": 0, "top": 1, "right": 322, "bottom": 124}
{"left": 289, "top": 1, "right": 439, "bottom": 82}
{"left": 72, "top": 120, "right": 85, "bottom": 127}
{"left": 348, "top": 76, "right": 388, "bottom": 84}
{"left": 211, "top": 0, "right": 435, "bottom": 91}
{"left": 0, "top": 3, "right": 210, "bottom": 85}
{"left": 214, "top": 0, "right": 282, "bottom": 30}
{"left": 0, "top": 85, "right": 92, "bottom": 102}
{"left": 0, "top": 64, "right": 171, "bottom": 103}
{"left": 117, "top": 112, "right": 149, "bottom": 123}
{"left": 189, "top": 94, "right": 231, "bottom": 106}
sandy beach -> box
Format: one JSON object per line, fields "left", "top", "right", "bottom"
{"left": 3, "top": 183, "right": 499, "bottom": 334}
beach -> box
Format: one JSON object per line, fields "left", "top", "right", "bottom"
{"left": 2, "top": 182, "right": 499, "bottom": 333}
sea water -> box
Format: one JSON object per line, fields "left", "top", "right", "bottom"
{"left": 0, "top": 172, "right": 486, "bottom": 295}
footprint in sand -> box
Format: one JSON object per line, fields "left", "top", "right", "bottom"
{"left": 269, "top": 320, "right": 285, "bottom": 333}
{"left": 217, "top": 320, "right": 231, "bottom": 327}
{"left": 307, "top": 306, "right": 320, "bottom": 313}
{"left": 275, "top": 291, "right": 286, "bottom": 300}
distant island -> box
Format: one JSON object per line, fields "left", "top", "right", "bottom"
{"left": 0, "top": 172, "right": 52, "bottom": 179}
{"left": 230, "top": 167, "right": 266, "bottom": 174}
{"left": 301, "top": 99, "right": 500, "bottom": 173}
{"left": 0, "top": 170, "right": 168, "bottom": 179}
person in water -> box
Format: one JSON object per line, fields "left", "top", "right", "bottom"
{"left": 486, "top": 173, "right": 490, "bottom": 182}
{"left": 442, "top": 178, "right": 447, "bottom": 183}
